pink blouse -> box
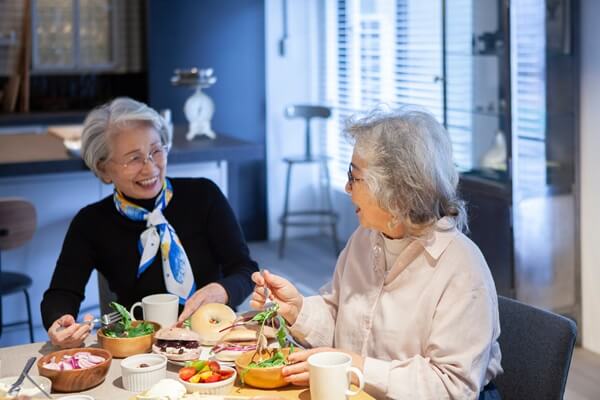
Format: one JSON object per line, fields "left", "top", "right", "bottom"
{"left": 291, "top": 217, "right": 503, "bottom": 399}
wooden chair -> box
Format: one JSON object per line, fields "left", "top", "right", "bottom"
{"left": 0, "top": 198, "right": 37, "bottom": 342}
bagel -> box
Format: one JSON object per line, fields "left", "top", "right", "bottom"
{"left": 190, "top": 303, "right": 237, "bottom": 345}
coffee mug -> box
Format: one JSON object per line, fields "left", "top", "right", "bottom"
{"left": 130, "top": 294, "right": 179, "bottom": 328}
{"left": 308, "top": 351, "right": 365, "bottom": 400}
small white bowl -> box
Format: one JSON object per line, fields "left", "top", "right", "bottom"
{"left": 0, "top": 375, "right": 52, "bottom": 398}
{"left": 121, "top": 353, "right": 168, "bottom": 392}
{"left": 178, "top": 365, "right": 236, "bottom": 395}
{"left": 56, "top": 396, "right": 95, "bottom": 400}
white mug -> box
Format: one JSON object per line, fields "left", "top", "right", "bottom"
{"left": 130, "top": 294, "right": 179, "bottom": 328}
{"left": 308, "top": 351, "right": 365, "bottom": 400}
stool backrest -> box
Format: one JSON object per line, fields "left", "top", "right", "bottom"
{"left": 0, "top": 198, "right": 37, "bottom": 251}
{"left": 284, "top": 105, "right": 332, "bottom": 159}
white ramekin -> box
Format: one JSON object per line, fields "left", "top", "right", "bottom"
{"left": 121, "top": 353, "right": 168, "bottom": 392}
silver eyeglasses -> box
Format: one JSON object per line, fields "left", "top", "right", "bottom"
{"left": 109, "top": 145, "right": 169, "bottom": 172}
{"left": 347, "top": 163, "right": 365, "bottom": 189}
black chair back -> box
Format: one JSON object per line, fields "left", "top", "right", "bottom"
{"left": 495, "top": 296, "right": 577, "bottom": 400}
{"left": 284, "top": 104, "right": 332, "bottom": 159}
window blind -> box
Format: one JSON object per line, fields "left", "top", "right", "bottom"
{"left": 511, "top": 0, "right": 546, "bottom": 194}
{"left": 323, "top": 0, "right": 446, "bottom": 189}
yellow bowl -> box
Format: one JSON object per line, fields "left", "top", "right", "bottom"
{"left": 97, "top": 320, "right": 161, "bottom": 358}
{"left": 234, "top": 348, "right": 291, "bottom": 389}
{"left": 37, "top": 348, "right": 111, "bottom": 392}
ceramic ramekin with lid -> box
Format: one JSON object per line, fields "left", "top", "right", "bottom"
{"left": 121, "top": 353, "right": 168, "bottom": 392}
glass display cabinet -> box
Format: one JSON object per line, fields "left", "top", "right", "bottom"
{"left": 443, "top": 0, "right": 579, "bottom": 324}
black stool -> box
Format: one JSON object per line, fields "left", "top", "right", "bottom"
{"left": 279, "top": 105, "right": 340, "bottom": 258}
{"left": 0, "top": 198, "right": 36, "bottom": 343}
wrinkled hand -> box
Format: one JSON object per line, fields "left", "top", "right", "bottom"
{"left": 47, "top": 314, "right": 93, "bottom": 348}
{"left": 282, "top": 347, "right": 365, "bottom": 386}
{"left": 177, "top": 282, "right": 229, "bottom": 325}
{"left": 250, "top": 270, "right": 303, "bottom": 325}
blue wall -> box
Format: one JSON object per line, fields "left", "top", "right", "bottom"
{"left": 147, "top": 0, "right": 266, "bottom": 239}
{"left": 147, "top": 0, "right": 266, "bottom": 144}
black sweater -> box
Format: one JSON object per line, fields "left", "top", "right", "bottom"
{"left": 41, "top": 177, "right": 258, "bottom": 330}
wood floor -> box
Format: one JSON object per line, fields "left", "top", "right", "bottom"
{"left": 0, "top": 235, "right": 598, "bottom": 398}
{"left": 248, "top": 235, "right": 600, "bottom": 400}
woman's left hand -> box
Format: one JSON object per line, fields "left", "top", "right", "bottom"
{"left": 176, "top": 282, "right": 229, "bottom": 325}
{"left": 282, "top": 347, "right": 365, "bottom": 386}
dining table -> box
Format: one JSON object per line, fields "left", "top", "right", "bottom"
{"left": 0, "top": 337, "right": 375, "bottom": 400}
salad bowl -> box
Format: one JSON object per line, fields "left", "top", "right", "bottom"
{"left": 234, "top": 348, "right": 291, "bottom": 389}
{"left": 97, "top": 320, "right": 161, "bottom": 358}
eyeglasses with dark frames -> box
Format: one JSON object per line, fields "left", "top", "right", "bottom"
{"left": 347, "top": 163, "right": 365, "bottom": 189}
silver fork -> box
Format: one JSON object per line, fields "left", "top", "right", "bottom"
{"left": 255, "top": 271, "right": 276, "bottom": 358}
{"left": 259, "top": 272, "right": 305, "bottom": 350}
{"left": 90, "top": 311, "right": 121, "bottom": 327}
{"left": 262, "top": 270, "right": 276, "bottom": 310}
{"left": 57, "top": 311, "right": 121, "bottom": 331}
{"left": 8, "top": 357, "right": 52, "bottom": 399}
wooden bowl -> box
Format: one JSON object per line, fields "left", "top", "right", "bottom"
{"left": 37, "top": 348, "right": 111, "bottom": 392}
{"left": 97, "top": 320, "right": 161, "bottom": 358}
{"left": 234, "top": 348, "right": 291, "bottom": 389}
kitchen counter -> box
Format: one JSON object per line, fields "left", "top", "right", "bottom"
{"left": 0, "top": 125, "right": 264, "bottom": 177}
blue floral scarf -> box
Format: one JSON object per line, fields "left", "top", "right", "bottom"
{"left": 113, "top": 178, "right": 196, "bottom": 304}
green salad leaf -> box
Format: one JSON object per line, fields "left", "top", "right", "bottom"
{"left": 103, "top": 301, "right": 155, "bottom": 338}
{"left": 248, "top": 349, "right": 287, "bottom": 368}
{"left": 251, "top": 303, "right": 279, "bottom": 324}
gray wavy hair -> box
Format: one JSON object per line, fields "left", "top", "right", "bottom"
{"left": 81, "top": 97, "right": 172, "bottom": 177}
{"left": 346, "top": 107, "right": 467, "bottom": 235}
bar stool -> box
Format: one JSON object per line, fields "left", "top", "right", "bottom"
{"left": 278, "top": 105, "right": 340, "bottom": 258}
{"left": 0, "top": 198, "right": 36, "bottom": 343}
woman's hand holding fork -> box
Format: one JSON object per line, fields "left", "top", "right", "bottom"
{"left": 250, "top": 270, "right": 303, "bottom": 325}
{"left": 48, "top": 314, "right": 94, "bottom": 348}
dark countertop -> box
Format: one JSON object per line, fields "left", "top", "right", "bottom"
{"left": 0, "top": 126, "right": 264, "bottom": 178}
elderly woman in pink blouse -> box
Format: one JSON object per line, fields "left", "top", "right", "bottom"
{"left": 251, "top": 108, "right": 503, "bottom": 400}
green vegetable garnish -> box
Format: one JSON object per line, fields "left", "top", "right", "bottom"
{"left": 103, "top": 301, "right": 155, "bottom": 338}
{"left": 248, "top": 349, "right": 287, "bottom": 368}
{"left": 240, "top": 303, "right": 299, "bottom": 385}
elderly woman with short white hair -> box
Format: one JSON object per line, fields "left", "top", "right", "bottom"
{"left": 251, "top": 108, "right": 503, "bottom": 399}
{"left": 42, "top": 97, "right": 258, "bottom": 348}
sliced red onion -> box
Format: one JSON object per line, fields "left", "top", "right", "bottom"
{"left": 87, "top": 354, "right": 105, "bottom": 364}
{"left": 44, "top": 351, "right": 105, "bottom": 370}
{"left": 77, "top": 358, "right": 96, "bottom": 369}
{"left": 44, "top": 362, "right": 61, "bottom": 370}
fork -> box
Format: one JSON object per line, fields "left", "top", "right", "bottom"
{"left": 7, "top": 357, "right": 36, "bottom": 397}
{"left": 255, "top": 271, "right": 277, "bottom": 359}
{"left": 57, "top": 311, "right": 121, "bottom": 332}
{"left": 262, "top": 270, "right": 276, "bottom": 310}
{"left": 261, "top": 272, "right": 306, "bottom": 351}
{"left": 8, "top": 357, "right": 52, "bottom": 398}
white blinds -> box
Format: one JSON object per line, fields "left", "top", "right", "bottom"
{"left": 511, "top": 0, "right": 546, "bottom": 194}
{"left": 323, "top": 0, "right": 445, "bottom": 189}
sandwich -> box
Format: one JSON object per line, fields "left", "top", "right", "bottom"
{"left": 152, "top": 327, "right": 201, "bottom": 361}
{"left": 212, "top": 324, "right": 277, "bottom": 362}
